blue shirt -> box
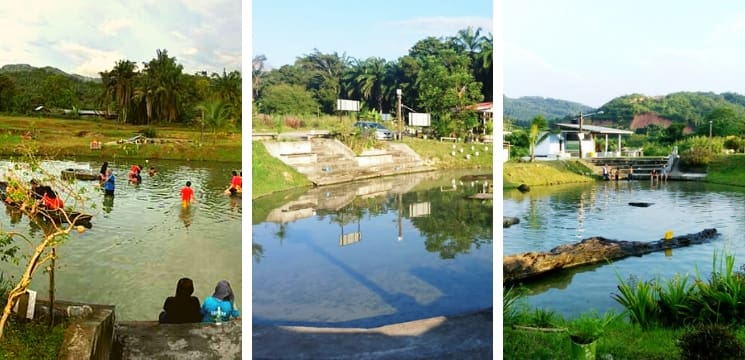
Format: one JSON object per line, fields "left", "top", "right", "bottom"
{"left": 104, "top": 174, "right": 115, "bottom": 191}
{"left": 201, "top": 296, "right": 240, "bottom": 322}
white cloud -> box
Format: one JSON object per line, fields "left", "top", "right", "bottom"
{"left": 55, "top": 41, "right": 124, "bottom": 77}
{"left": 99, "top": 18, "right": 133, "bottom": 36}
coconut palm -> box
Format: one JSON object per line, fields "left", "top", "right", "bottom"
{"left": 142, "top": 49, "right": 187, "bottom": 123}
{"left": 528, "top": 115, "right": 552, "bottom": 162}
{"left": 211, "top": 69, "right": 242, "bottom": 120}
{"left": 99, "top": 60, "right": 137, "bottom": 123}
{"left": 196, "top": 99, "right": 231, "bottom": 143}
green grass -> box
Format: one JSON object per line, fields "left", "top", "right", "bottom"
{"left": 706, "top": 154, "right": 745, "bottom": 187}
{"left": 251, "top": 141, "right": 312, "bottom": 199}
{"left": 0, "top": 115, "right": 241, "bottom": 162}
{"left": 402, "top": 137, "right": 493, "bottom": 169}
{"left": 503, "top": 160, "right": 595, "bottom": 189}
{"left": 504, "top": 313, "right": 685, "bottom": 359}
{"left": 0, "top": 319, "right": 67, "bottom": 360}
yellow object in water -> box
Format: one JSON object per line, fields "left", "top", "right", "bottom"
{"left": 664, "top": 231, "right": 673, "bottom": 240}
{"left": 76, "top": 225, "right": 85, "bottom": 233}
{"left": 182, "top": 200, "right": 190, "bottom": 208}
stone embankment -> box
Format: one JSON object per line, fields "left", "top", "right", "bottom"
{"left": 261, "top": 136, "right": 435, "bottom": 186}
{"left": 504, "top": 228, "right": 719, "bottom": 284}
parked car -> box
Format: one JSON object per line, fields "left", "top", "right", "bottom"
{"left": 353, "top": 121, "right": 394, "bottom": 140}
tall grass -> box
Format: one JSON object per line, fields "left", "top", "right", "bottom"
{"left": 613, "top": 250, "right": 745, "bottom": 329}
{"left": 613, "top": 274, "right": 658, "bottom": 329}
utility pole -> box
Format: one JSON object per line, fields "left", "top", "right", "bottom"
{"left": 578, "top": 111, "right": 584, "bottom": 159}
{"left": 396, "top": 89, "right": 402, "bottom": 141}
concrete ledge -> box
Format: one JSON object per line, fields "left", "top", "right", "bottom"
{"left": 27, "top": 298, "right": 115, "bottom": 360}
{"left": 356, "top": 154, "right": 393, "bottom": 167}
{"left": 280, "top": 153, "right": 317, "bottom": 165}
{"left": 252, "top": 309, "right": 492, "bottom": 359}
{"left": 113, "top": 320, "right": 242, "bottom": 360}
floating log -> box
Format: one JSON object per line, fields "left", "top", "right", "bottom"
{"left": 503, "top": 228, "right": 718, "bottom": 285}
{"left": 628, "top": 202, "right": 654, "bottom": 207}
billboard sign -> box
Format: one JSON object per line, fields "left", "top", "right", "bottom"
{"left": 408, "top": 113, "right": 431, "bottom": 127}
{"left": 336, "top": 99, "right": 360, "bottom": 112}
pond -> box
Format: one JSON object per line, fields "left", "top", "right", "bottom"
{"left": 0, "top": 159, "right": 242, "bottom": 321}
{"left": 503, "top": 180, "right": 745, "bottom": 318}
{"left": 252, "top": 170, "right": 493, "bottom": 328}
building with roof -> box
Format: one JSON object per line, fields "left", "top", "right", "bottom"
{"left": 533, "top": 123, "right": 634, "bottom": 160}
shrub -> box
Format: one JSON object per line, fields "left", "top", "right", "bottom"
{"left": 141, "top": 126, "right": 157, "bottom": 138}
{"left": 678, "top": 324, "right": 745, "bottom": 360}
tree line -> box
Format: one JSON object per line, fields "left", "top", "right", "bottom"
{"left": 252, "top": 26, "right": 493, "bottom": 138}
{"left": 0, "top": 49, "right": 241, "bottom": 129}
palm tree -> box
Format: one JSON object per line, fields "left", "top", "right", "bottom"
{"left": 142, "top": 49, "right": 187, "bottom": 123}
{"left": 99, "top": 60, "right": 137, "bottom": 123}
{"left": 211, "top": 69, "right": 242, "bottom": 121}
{"left": 298, "top": 49, "right": 350, "bottom": 113}
{"left": 356, "top": 57, "right": 387, "bottom": 114}
{"left": 528, "top": 115, "right": 551, "bottom": 162}
{"left": 196, "top": 99, "right": 231, "bottom": 143}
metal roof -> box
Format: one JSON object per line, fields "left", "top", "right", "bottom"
{"left": 555, "top": 123, "right": 634, "bottom": 135}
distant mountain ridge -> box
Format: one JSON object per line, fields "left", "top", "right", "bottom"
{"left": 0, "top": 63, "right": 100, "bottom": 82}
{"left": 503, "top": 95, "right": 595, "bottom": 124}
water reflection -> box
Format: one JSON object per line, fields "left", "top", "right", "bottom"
{"left": 253, "top": 170, "right": 492, "bottom": 327}
{"left": 503, "top": 181, "right": 745, "bottom": 317}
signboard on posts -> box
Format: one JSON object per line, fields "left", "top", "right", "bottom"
{"left": 408, "top": 113, "right": 431, "bottom": 127}
{"left": 336, "top": 99, "right": 360, "bottom": 112}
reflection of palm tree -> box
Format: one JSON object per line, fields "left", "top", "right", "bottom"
{"left": 252, "top": 243, "right": 264, "bottom": 263}
{"left": 275, "top": 222, "right": 287, "bottom": 246}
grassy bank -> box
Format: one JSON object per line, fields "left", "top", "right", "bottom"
{"left": 503, "top": 160, "right": 595, "bottom": 189}
{"left": 402, "top": 137, "right": 493, "bottom": 169}
{"left": 504, "top": 318, "right": 685, "bottom": 359}
{"left": 0, "top": 115, "right": 241, "bottom": 162}
{"left": 0, "top": 318, "right": 67, "bottom": 359}
{"left": 705, "top": 154, "right": 745, "bottom": 187}
{"left": 251, "top": 141, "right": 312, "bottom": 199}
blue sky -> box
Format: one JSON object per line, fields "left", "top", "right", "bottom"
{"left": 251, "top": 0, "right": 493, "bottom": 69}
{"left": 504, "top": 0, "right": 745, "bottom": 108}
{"left": 0, "top": 0, "right": 241, "bottom": 77}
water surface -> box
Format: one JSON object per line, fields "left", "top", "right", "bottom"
{"left": 503, "top": 180, "right": 745, "bottom": 317}
{"left": 253, "top": 170, "right": 493, "bottom": 327}
{"left": 0, "top": 159, "right": 241, "bottom": 321}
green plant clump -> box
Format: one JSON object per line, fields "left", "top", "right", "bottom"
{"left": 678, "top": 324, "right": 745, "bottom": 360}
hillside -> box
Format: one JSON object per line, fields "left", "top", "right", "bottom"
{"left": 0, "top": 63, "right": 103, "bottom": 113}
{"left": 595, "top": 92, "right": 745, "bottom": 132}
{"left": 503, "top": 95, "right": 595, "bottom": 124}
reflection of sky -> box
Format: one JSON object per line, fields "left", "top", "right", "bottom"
{"left": 504, "top": 181, "right": 745, "bottom": 318}
{"left": 252, "top": 180, "right": 493, "bottom": 327}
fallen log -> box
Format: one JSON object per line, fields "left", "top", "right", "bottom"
{"left": 503, "top": 228, "right": 719, "bottom": 285}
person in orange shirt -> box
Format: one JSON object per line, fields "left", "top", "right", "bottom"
{"left": 181, "top": 181, "right": 195, "bottom": 208}
{"left": 225, "top": 171, "right": 242, "bottom": 195}
{"left": 41, "top": 187, "right": 64, "bottom": 210}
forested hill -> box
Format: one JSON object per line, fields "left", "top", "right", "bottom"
{"left": 594, "top": 92, "right": 745, "bottom": 132}
{"left": 503, "top": 95, "right": 595, "bottom": 124}
{"left": 0, "top": 64, "right": 99, "bottom": 82}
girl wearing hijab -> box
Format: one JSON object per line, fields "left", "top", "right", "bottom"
{"left": 201, "top": 280, "right": 240, "bottom": 322}
{"left": 99, "top": 162, "right": 109, "bottom": 182}
{"left": 159, "top": 278, "right": 201, "bottom": 324}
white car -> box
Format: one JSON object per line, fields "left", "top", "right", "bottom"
{"left": 354, "top": 121, "right": 394, "bottom": 140}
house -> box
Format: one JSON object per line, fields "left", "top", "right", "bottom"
{"left": 534, "top": 123, "right": 634, "bottom": 159}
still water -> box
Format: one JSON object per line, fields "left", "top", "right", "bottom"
{"left": 252, "top": 170, "right": 493, "bottom": 327}
{"left": 0, "top": 159, "right": 241, "bottom": 321}
{"left": 503, "top": 180, "right": 745, "bottom": 318}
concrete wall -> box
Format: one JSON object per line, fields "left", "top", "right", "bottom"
{"left": 27, "top": 298, "right": 116, "bottom": 360}
{"left": 263, "top": 141, "right": 312, "bottom": 157}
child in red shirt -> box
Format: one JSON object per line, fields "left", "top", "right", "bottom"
{"left": 181, "top": 181, "right": 195, "bottom": 208}
{"left": 41, "top": 188, "right": 64, "bottom": 210}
